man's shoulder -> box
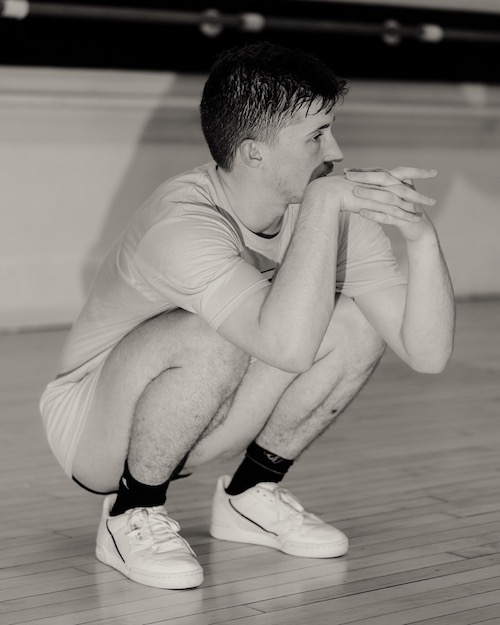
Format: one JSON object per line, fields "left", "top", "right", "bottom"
{"left": 142, "top": 162, "right": 241, "bottom": 241}
{"left": 154, "top": 162, "right": 219, "bottom": 209}
{"left": 127, "top": 162, "right": 239, "bottom": 251}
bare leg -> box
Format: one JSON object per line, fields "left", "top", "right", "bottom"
{"left": 256, "top": 296, "right": 385, "bottom": 459}
{"left": 187, "top": 295, "right": 385, "bottom": 468}
{"left": 206, "top": 297, "right": 384, "bottom": 558}
{"left": 73, "top": 296, "right": 383, "bottom": 489}
{"left": 71, "top": 310, "right": 251, "bottom": 590}
{"left": 72, "top": 310, "right": 249, "bottom": 491}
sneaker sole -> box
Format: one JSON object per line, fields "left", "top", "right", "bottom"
{"left": 96, "top": 545, "right": 204, "bottom": 589}
{"left": 210, "top": 522, "right": 349, "bottom": 558}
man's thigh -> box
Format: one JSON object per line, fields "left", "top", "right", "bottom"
{"left": 72, "top": 309, "right": 247, "bottom": 491}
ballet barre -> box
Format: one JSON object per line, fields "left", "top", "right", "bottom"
{"left": 1, "top": 0, "right": 500, "bottom": 45}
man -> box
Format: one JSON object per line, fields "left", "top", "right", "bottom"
{"left": 40, "top": 41, "right": 455, "bottom": 590}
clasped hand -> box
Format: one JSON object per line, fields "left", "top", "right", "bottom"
{"left": 316, "top": 166, "right": 438, "bottom": 241}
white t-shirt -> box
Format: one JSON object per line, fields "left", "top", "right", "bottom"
{"left": 56, "top": 161, "right": 406, "bottom": 383}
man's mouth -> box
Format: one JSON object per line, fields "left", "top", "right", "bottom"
{"left": 318, "top": 165, "right": 334, "bottom": 178}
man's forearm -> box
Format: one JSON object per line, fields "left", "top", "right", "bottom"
{"left": 258, "top": 190, "right": 341, "bottom": 371}
{"left": 400, "top": 228, "right": 455, "bottom": 373}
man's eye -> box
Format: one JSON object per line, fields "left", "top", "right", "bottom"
{"left": 313, "top": 133, "right": 323, "bottom": 142}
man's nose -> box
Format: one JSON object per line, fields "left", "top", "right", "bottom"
{"left": 324, "top": 134, "right": 344, "bottom": 163}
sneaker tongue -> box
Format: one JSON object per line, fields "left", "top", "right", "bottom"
{"left": 258, "top": 483, "right": 305, "bottom": 513}
{"left": 129, "top": 509, "right": 147, "bottom": 530}
{"left": 128, "top": 509, "right": 185, "bottom": 551}
{"left": 278, "top": 488, "right": 304, "bottom": 513}
{"left": 129, "top": 507, "right": 169, "bottom": 531}
{"left": 260, "top": 481, "right": 280, "bottom": 493}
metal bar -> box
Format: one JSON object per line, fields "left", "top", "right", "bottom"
{"left": 1, "top": 0, "right": 500, "bottom": 45}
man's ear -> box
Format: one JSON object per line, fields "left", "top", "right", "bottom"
{"left": 239, "top": 139, "right": 264, "bottom": 168}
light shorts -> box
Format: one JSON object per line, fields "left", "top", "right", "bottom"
{"left": 39, "top": 362, "right": 105, "bottom": 478}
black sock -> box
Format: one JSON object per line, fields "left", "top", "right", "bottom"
{"left": 225, "top": 441, "right": 294, "bottom": 496}
{"left": 110, "top": 458, "right": 185, "bottom": 517}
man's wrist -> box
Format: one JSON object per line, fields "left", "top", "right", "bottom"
{"left": 405, "top": 223, "right": 439, "bottom": 250}
{"left": 302, "top": 179, "right": 343, "bottom": 211}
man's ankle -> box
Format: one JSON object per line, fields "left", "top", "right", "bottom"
{"left": 225, "top": 441, "right": 294, "bottom": 496}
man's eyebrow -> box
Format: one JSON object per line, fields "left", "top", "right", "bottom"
{"left": 309, "top": 120, "right": 335, "bottom": 135}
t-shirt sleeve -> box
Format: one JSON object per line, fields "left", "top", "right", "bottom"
{"left": 129, "top": 213, "right": 270, "bottom": 329}
{"left": 336, "top": 212, "right": 407, "bottom": 297}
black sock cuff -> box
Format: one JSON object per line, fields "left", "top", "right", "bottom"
{"left": 246, "top": 441, "right": 294, "bottom": 476}
{"left": 111, "top": 460, "right": 170, "bottom": 516}
{"left": 123, "top": 459, "right": 170, "bottom": 492}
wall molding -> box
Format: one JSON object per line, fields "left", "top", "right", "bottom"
{"left": 1, "top": 67, "right": 500, "bottom": 146}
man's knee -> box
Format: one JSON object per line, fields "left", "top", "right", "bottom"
{"left": 104, "top": 309, "right": 249, "bottom": 402}
{"left": 153, "top": 310, "right": 250, "bottom": 388}
{"left": 331, "top": 296, "right": 386, "bottom": 373}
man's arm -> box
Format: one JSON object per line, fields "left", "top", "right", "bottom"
{"left": 346, "top": 167, "right": 455, "bottom": 373}
{"left": 218, "top": 184, "right": 339, "bottom": 373}
{"left": 217, "top": 174, "right": 433, "bottom": 373}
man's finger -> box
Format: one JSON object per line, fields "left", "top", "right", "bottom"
{"left": 352, "top": 184, "right": 436, "bottom": 207}
{"left": 345, "top": 166, "right": 438, "bottom": 185}
{"left": 389, "top": 166, "right": 438, "bottom": 181}
{"left": 358, "top": 207, "right": 422, "bottom": 226}
{"left": 344, "top": 168, "right": 399, "bottom": 186}
{"left": 390, "top": 184, "right": 436, "bottom": 206}
{"left": 353, "top": 187, "right": 428, "bottom": 220}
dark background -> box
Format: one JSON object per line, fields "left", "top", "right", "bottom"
{"left": 1, "top": 0, "right": 500, "bottom": 83}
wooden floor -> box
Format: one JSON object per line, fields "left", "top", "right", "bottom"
{"left": 1, "top": 299, "right": 500, "bottom": 625}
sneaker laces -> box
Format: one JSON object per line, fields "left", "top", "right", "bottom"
{"left": 126, "top": 507, "right": 195, "bottom": 555}
{"left": 269, "top": 486, "right": 308, "bottom": 530}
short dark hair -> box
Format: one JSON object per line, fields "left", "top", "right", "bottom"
{"left": 200, "top": 41, "right": 349, "bottom": 171}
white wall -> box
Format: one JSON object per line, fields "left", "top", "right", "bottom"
{"left": 1, "top": 67, "right": 499, "bottom": 330}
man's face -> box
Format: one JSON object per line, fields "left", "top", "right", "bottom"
{"left": 264, "top": 100, "right": 344, "bottom": 204}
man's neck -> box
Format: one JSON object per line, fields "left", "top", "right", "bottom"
{"left": 216, "top": 166, "right": 286, "bottom": 236}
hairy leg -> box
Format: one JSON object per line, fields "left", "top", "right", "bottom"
{"left": 187, "top": 295, "right": 385, "bottom": 467}
{"left": 256, "top": 296, "right": 385, "bottom": 458}
{"left": 72, "top": 310, "right": 249, "bottom": 491}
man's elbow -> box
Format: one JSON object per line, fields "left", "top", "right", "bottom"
{"left": 281, "top": 354, "right": 315, "bottom": 374}
{"left": 412, "top": 361, "right": 447, "bottom": 375}
{"left": 409, "top": 350, "right": 453, "bottom": 374}
{"left": 270, "top": 343, "right": 316, "bottom": 374}
{"left": 271, "top": 351, "right": 314, "bottom": 374}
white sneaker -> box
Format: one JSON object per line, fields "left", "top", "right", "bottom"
{"left": 95, "top": 495, "right": 203, "bottom": 589}
{"left": 210, "top": 476, "right": 348, "bottom": 558}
